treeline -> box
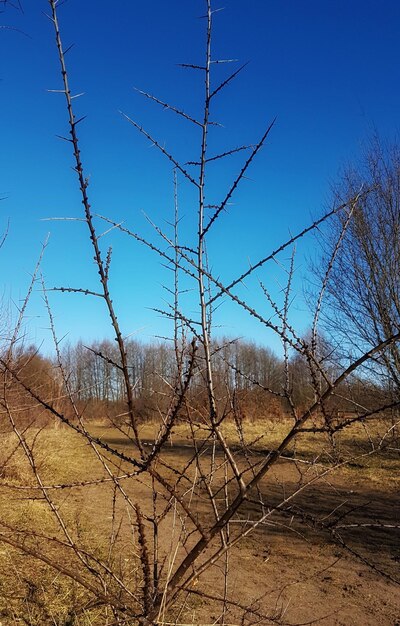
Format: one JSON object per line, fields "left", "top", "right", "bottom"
{"left": 60, "top": 338, "right": 285, "bottom": 421}
{"left": 62, "top": 338, "right": 282, "bottom": 399}
{"left": 0, "top": 337, "right": 392, "bottom": 426}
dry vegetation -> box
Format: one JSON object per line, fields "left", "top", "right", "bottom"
{"left": 0, "top": 419, "right": 398, "bottom": 625}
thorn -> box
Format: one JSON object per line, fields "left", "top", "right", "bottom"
{"left": 63, "top": 42, "right": 75, "bottom": 55}
{"left": 55, "top": 134, "right": 72, "bottom": 143}
{"left": 74, "top": 116, "right": 87, "bottom": 125}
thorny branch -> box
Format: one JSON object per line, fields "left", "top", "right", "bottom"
{"left": 1, "top": 1, "right": 399, "bottom": 625}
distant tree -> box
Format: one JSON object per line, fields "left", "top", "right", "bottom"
{"left": 317, "top": 138, "right": 400, "bottom": 396}
{"left": 0, "top": 345, "right": 61, "bottom": 426}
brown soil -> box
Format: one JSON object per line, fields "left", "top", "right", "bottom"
{"left": 0, "top": 426, "right": 398, "bottom": 625}
{"left": 103, "top": 431, "right": 400, "bottom": 626}
{"left": 224, "top": 471, "right": 399, "bottom": 625}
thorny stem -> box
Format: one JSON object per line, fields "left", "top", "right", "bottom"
{"left": 198, "top": 0, "right": 217, "bottom": 425}
{"left": 48, "top": 0, "right": 144, "bottom": 456}
{"left": 196, "top": 0, "right": 247, "bottom": 498}
{"left": 172, "top": 168, "right": 185, "bottom": 384}
{"left": 282, "top": 247, "right": 298, "bottom": 420}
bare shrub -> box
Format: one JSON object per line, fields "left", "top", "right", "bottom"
{"left": 0, "top": 2, "right": 399, "bottom": 626}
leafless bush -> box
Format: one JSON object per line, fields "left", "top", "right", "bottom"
{"left": 0, "top": 2, "right": 399, "bottom": 625}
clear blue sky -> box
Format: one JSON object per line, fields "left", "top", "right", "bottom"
{"left": 1, "top": 1, "right": 399, "bottom": 355}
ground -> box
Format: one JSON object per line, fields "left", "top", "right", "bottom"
{"left": 0, "top": 418, "right": 398, "bottom": 625}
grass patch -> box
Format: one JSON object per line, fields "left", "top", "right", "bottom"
{"left": 0, "top": 419, "right": 397, "bottom": 624}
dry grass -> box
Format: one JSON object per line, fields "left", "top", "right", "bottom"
{"left": 131, "top": 415, "right": 400, "bottom": 485}
{"left": 0, "top": 418, "right": 398, "bottom": 625}
{"left": 0, "top": 428, "right": 140, "bottom": 625}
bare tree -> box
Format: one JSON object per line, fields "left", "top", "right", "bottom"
{"left": 315, "top": 137, "right": 400, "bottom": 396}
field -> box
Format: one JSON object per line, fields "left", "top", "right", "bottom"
{"left": 0, "top": 417, "right": 398, "bottom": 626}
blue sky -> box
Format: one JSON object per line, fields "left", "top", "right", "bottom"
{"left": 1, "top": 1, "right": 399, "bottom": 355}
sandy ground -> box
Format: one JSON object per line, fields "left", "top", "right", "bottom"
{"left": 0, "top": 426, "right": 398, "bottom": 625}
{"left": 100, "top": 430, "right": 400, "bottom": 626}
